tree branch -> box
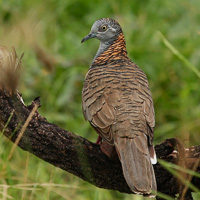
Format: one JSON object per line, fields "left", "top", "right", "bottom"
{"left": 0, "top": 91, "right": 199, "bottom": 199}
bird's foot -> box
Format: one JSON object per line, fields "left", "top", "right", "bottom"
{"left": 100, "top": 140, "right": 119, "bottom": 161}
{"left": 95, "top": 135, "right": 102, "bottom": 145}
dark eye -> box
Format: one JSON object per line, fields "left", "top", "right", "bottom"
{"left": 99, "top": 25, "right": 108, "bottom": 32}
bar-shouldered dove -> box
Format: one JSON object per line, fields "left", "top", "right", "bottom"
{"left": 81, "top": 18, "right": 157, "bottom": 197}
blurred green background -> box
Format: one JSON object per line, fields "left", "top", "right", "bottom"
{"left": 0, "top": 0, "right": 200, "bottom": 199}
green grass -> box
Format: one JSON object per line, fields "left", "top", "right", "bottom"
{"left": 159, "top": 159, "right": 200, "bottom": 198}
{"left": 0, "top": 0, "right": 200, "bottom": 199}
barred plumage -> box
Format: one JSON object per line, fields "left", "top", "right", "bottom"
{"left": 82, "top": 18, "right": 157, "bottom": 196}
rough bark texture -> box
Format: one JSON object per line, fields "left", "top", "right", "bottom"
{"left": 0, "top": 90, "right": 199, "bottom": 199}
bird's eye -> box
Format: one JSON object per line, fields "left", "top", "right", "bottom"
{"left": 99, "top": 25, "right": 108, "bottom": 32}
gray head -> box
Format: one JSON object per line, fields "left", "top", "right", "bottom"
{"left": 81, "top": 18, "right": 122, "bottom": 44}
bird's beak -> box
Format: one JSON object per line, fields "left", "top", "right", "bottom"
{"left": 81, "top": 33, "right": 97, "bottom": 43}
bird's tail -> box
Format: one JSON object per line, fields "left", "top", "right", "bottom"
{"left": 114, "top": 134, "right": 157, "bottom": 196}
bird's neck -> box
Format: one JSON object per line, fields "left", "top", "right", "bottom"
{"left": 91, "top": 33, "right": 128, "bottom": 67}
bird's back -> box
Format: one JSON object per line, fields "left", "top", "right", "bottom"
{"left": 82, "top": 51, "right": 155, "bottom": 143}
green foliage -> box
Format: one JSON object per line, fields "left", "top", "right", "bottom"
{"left": 159, "top": 159, "right": 200, "bottom": 196}
{"left": 0, "top": 0, "right": 200, "bottom": 199}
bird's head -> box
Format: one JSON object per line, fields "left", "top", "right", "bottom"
{"left": 81, "top": 18, "right": 122, "bottom": 44}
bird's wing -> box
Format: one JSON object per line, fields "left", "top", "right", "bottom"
{"left": 82, "top": 68, "right": 120, "bottom": 143}
{"left": 132, "top": 64, "right": 155, "bottom": 143}
{"left": 131, "top": 63, "right": 156, "bottom": 163}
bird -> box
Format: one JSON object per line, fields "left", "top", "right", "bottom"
{"left": 81, "top": 18, "right": 157, "bottom": 196}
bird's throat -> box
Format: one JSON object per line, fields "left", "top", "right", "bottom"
{"left": 91, "top": 33, "right": 128, "bottom": 67}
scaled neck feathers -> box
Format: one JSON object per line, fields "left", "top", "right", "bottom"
{"left": 91, "top": 33, "right": 128, "bottom": 67}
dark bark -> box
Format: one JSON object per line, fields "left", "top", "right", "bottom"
{"left": 0, "top": 91, "right": 199, "bottom": 199}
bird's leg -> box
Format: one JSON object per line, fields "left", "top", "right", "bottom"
{"left": 100, "top": 140, "right": 119, "bottom": 161}
{"left": 95, "top": 136, "right": 118, "bottom": 160}
{"left": 95, "top": 135, "right": 102, "bottom": 144}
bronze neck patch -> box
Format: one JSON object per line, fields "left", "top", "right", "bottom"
{"left": 91, "top": 33, "right": 128, "bottom": 67}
